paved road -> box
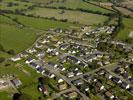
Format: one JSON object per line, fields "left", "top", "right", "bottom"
{"left": 70, "top": 63, "right": 117, "bottom": 81}
{"left": 43, "top": 63, "right": 90, "bottom": 100}
{"left": 51, "top": 88, "right": 75, "bottom": 99}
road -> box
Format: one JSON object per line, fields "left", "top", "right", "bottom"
{"left": 43, "top": 63, "right": 90, "bottom": 100}
{"left": 70, "top": 63, "right": 117, "bottom": 81}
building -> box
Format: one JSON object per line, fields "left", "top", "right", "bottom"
{"left": 58, "top": 83, "right": 67, "bottom": 91}
{"left": 105, "top": 91, "right": 115, "bottom": 99}
{"left": 11, "top": 78, "right": 22, "bottom": 87}
{"left": 67, "top": 91, "right": 78, "bottom": 99}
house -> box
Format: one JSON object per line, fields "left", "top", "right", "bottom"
{"left": 114, "top": 67, "right": 125, "bottom": 74}
{"left": 73, "top": 79, "right": 84, "bottom": 86}
{"left": 49, "top": 73, "right": 55, "bottom": 78}
{"left": 27, "top": 48, "right": 37, "bottom": 54}
{"left": 38, "top": 84, "right": 48, "bottom": 95}
{"left": 58, "top": 82, "right": 67, "bottom": 91}
{"left": 36, "top": 52, "right": 45, "bottom": 59}
{"left": 74, "top": 70, "right": 83, "bottom": 76}
{"left": 47, "top": 48, "right": 59, "bottom": 56}
{"left": 95, "top": 82, "right": 105, "bottom": 90}
{"left": 105, "top": 73, "right": 112, "bottom": 79}
{"left": 122, "top": 72, "right": 129, "bottom": 79}
{"left": 37, "top": 67, "right": 44, "bottom": 73}
{"left": 121, "top": 82, "right": 130, "bottom": 89}
{"left": 55, "top": 28, "right": 63, "bottom": 33}
{"left": 84, "top": 75, "right": 97, "bottom": 83}
{"left": 67, "top": 92, "right": 78, "bottom": 99}
{"left": 40, "top": 39, "right": 49, "bottom": 44}
{"left": 78, "top": 62, "right": 87, "bottom": 68}
{"left": 35, "top": 43, "right": 43, "bottom": 49}
{"left": 96, "top": 69, "right": 106, "bottom": 76}
{"left": 11, "top": 78, "right": 22, "bottom": 87}
{"left": 25, "top": 58, "right": 34, "bottom": 64}
{"left": 60, "top": 44, "right": 69, "bottom": 50}
{"left": 11, "top": 55, "right": 21, "bottom": 62}
{"left": 112, "top": 77, "right": 122, "bottom": 84}
{"left": 86, "top": 54, "right": 97, "bottom": 62}
{"left": 56, "top": 78, "right": 64, "bottom": 83}
{"left": 20, "top": 51, "right": 28, "bottom": 57}
{"left": 58, "top": 66, "right": 66, "bottom": 71}
{"left": 97, "top": 61, "right": 103, "bottom": 66}
{"left": 29, "top": 62, "right": 38, "bottom": 69}
{"left": 66, "top": 56, "right": 79, "bottom": 63}
{"left": 84, "top": 86, "right": 89, "bottom": 92}
{"left": 67, "top": 72, "right": 74, "bottom": 78}
{"left": 105, "top": 91, "right": 115, "bottom": 99}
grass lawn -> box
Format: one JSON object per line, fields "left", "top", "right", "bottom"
{"left": 20, "top": 83, "right": 44, "bottom": 100}
{"left": 0, "top": 91, "right": 12, "bottom": 100}
{"left": 27, "top": 7, "right": 108, "bottom": 25}
{"left": 116, "top": 18, "right": 133, "bottom": 43}
{"left": 0, "top": 60, "right": 43, "bottom": 99}
{"left": 46, "top": 0, "right": 112, "bottom": 14}
{"left": 0, "top": 23, "right": 37, "bottom": 54}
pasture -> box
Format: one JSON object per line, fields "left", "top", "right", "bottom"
{"left": 27, "top": 7, "right": 108, "bottom": 25}
{"left": 116, "top": 18, "right": 133, "bottom": 43}
{"left": 115, "top": 7, "right": 133, "bottom": 17}
{"left": 7, "top": 14, "right": 81, "bottom": 30}
{"left": 0, "top": 23, "right": 37, "bottom": 54}
{"left": 45, "top": 0, "right": 112, "bottom": 14}
{"left": 0, "top": 0, "right": 33, "bottom": 12}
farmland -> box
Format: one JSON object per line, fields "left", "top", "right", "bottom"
{"left": 7, "top": 14, "right": 81, "bottom": 30}
{"left": 0, "top": 13, "right": 80, "bottom": 55}
{"left": 27, "top": 7, "right": 108, "bottom": 25}
{"left": 0, "top": 0, "right": 33, "bottom": 12}
{"left": 0, "top": 0, "right": 133, "bottom": 100}
{"left": 45, "top": 0, "right": 113, "bottom": 14}
{"left": 0, "top": 23, "right": 37, "bottom": 54}
{"left": 116, "top": 18, "right": 133, "bottom": 43}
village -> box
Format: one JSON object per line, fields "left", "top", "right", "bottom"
{"left": 6, "top": 24, "right": 133, "bottom": 100}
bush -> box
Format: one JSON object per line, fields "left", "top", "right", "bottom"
{"left": 0, "top": 57, "right": 5, "bottom": 63}
{"left": 7, "top": 49, "right": 16, "bottom": 55}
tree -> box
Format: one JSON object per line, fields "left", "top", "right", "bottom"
{"left": 0, "top": 44, "right": 5, "bottom": 52}
{"left": 19, "top": 94, "right": 31, "bottom": 100}
{"left": 7, "top": 49, "right": 16, "bottom": 55}
{"left": 13, "top": 93, "right": 31, "bottom": 100}
{"left": 38, "top": 77, "right": 50, "bottom": 85}
{"left": 0, "top": 57, "right": 5, "bottom": 63}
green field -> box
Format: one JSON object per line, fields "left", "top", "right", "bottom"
{"left": 7, "top": 14, "right": 81, "bottom": 30}
{"left": 0, "top": 0, "right": 33, "bottom": 12}
{"left": 0, "top": 23, "right": 37, "bottom": 54}
{"left": 116, "top": 18, "right": 133, "bottom": 43}
{"left": 0, "top": 14, "right": 80, "bottom": 54}
{"left": 0, "top": 60, "right": 43, "bottom": 99}
{"left": 45, "top": 0, "right": 112, "bottom": 14}
{"left": 27, "top": 7, "right": 108, "bottom": 25}
{"left": 0, "top": 91, "right": 12, "bottom": 100}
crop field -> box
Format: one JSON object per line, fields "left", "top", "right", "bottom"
{"left": 116, "top": 18, "right": 133, "bottom": 43}
{"left": 27, "top": 7, "right": 108, "bottom": 25}
{"left": 121, "top": 1, "right": 133, "bottom": 10}
{"left": 115, "top": 7, "right": 133, "bottom": 17}
{"left": 46, "top": 0, "right": 112, "bottom": 14}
